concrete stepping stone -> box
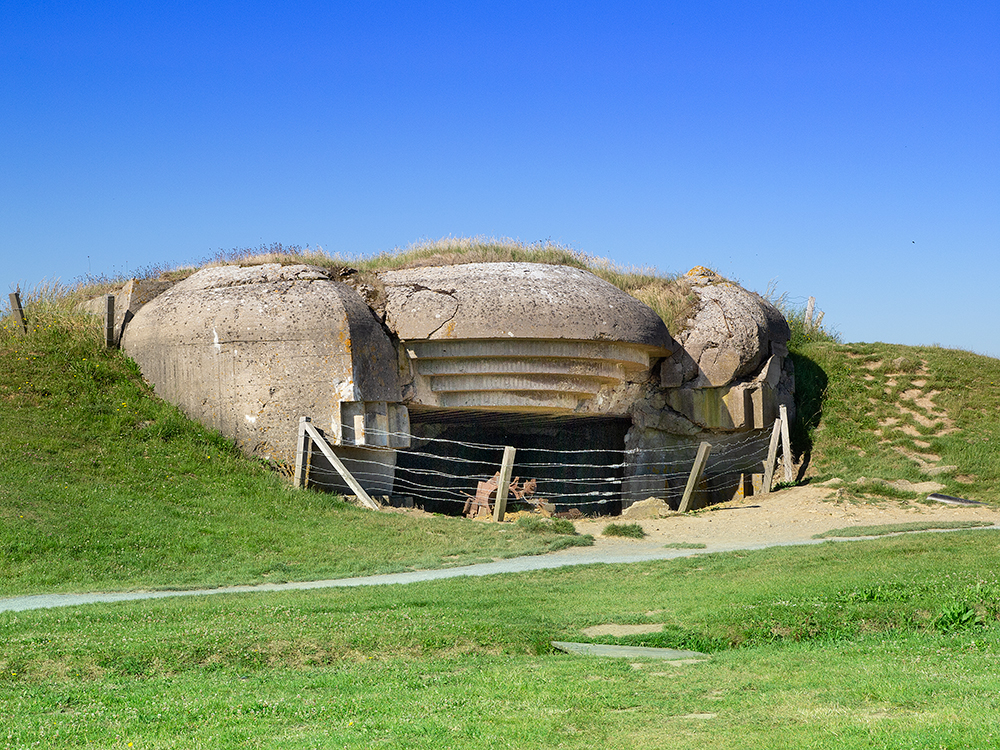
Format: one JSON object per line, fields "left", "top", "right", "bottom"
{"left": 552, "top": 641, "right": 707, "bottom": 661}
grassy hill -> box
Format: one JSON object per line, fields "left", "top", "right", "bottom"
{"left": 791, "top": 340, "right": 1000, "bottom": 503}
{"left": 4, "top": 246, "right": 1000, "bottom": 747}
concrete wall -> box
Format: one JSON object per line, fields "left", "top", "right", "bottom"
{"left": 121, "top": 264, "right": 402, "bottom": 468}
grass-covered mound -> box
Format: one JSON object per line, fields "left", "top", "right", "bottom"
{"left": 790, "top": 340, "right": 1000, "bottom": 504}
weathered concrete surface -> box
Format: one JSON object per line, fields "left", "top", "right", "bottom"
{"left": 660, "top": 267, "right": 790, "bottom": 389}
{"left": 121, "top": 264, "right": 402, "bottom": 467}
{"left": 110, "top": 259, "right": 794, "bottom": 512}
{"left": 660, "top": 381, "right": 783, "bottom": 431}
{"left": 400, "top": 338, "right": 667, "bottom": 414}
{"left": 381, "top": 263, "right": 675, "bottom": 347}
{"left": 646, "top": 267, "right": 794, "bottom": 438}
{"left": 77, "top": 278, "right": 173, "bottom": 345}
{"left": 381, "top": 263, "right": 676, "bottom": 413}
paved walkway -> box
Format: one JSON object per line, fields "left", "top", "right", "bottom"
{"left": 0, "top": 536, "right": 826, "bottom": 613}
{"left": 5, "top": 525, "right": 996, "bottom": 614}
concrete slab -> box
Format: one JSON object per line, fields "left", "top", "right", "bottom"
{"left": 552, "top": 641, "right": 707, "bottom": 661}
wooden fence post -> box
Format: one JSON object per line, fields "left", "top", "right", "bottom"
{"left": 8, "top": 292, "right": 27, "bottom": 334}
{"left": 762, "top": 417, "right": 782, "bottom": 493}
{"left": 679, "top": 442, "right": 712, "bottom": 513}
{"left": 104, "top": 295, "right": 115, "bottom": 349}
{"left": 805, "top": 296, "right": 816, "bottom": 331}
{"left": 779, "top": 404, "right": 793, "bottom": 483}
{"left": 302, "top": 420, "right": 381, "bottom": 511}
{"left": 293, "top": 416, "right": 313, "bottom": 488}
{"left": 493, "top": 445, "right": 517, "bottom": 522}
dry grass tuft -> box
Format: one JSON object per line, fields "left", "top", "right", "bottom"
{"left": 355, "top": 236, "right": 694, "bottom": 333}
{"left": 3, "top": 280, "right": 105, "bottom": 345}
{"left": 628, "top": 280, "right": 699, "bottom": 335}
{"left": 12, "top": 237, "right": 705, "bottom": 335}
{"left": 356, "top": 236, "right": 591, "bottom": 271}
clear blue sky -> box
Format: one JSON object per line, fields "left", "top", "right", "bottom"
{"left": 3, "top": 1, "right": 998, "bottom": 355}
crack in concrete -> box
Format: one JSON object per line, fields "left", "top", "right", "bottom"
{"left": 710, "top": 298, "right": 733, "bottom": 337}
{"left": 401, "top": 285, "right": 460, "bottom": 338}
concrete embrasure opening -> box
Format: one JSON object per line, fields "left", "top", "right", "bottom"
{"left": 393, "top": 407, "right": 631, "bottom": 516}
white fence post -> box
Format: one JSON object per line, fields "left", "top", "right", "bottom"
{"left": 293, "top": 416, "right": 313, "bottom": 489}
{"left": 761, "top": 417, "right": 781, "bottom": 492}
{"left": 297, "top": 418, "right": 381, "bottom": 511}
{"left": 779, "top": 404, "right": 794, "bottom": 483}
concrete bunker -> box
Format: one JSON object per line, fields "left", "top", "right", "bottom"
{"left": 113, "top": 260, "right": 793, "bottom": 516}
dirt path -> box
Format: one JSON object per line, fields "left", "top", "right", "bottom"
{"left": 575, "top": 482, "right": 1000, "bottom": 550}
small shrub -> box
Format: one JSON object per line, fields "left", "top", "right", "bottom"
{"left": 516, "top": 516, "right": 578, "bottom": 535}
{"left": 549, "top": 518, "right": 578, "bottom": 535}
{"left": 602, "top": 522, "right": 646, "bottom": 539}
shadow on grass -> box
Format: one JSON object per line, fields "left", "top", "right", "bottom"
{"left": 789, "top": 351, "right": 827, "bottom": 480}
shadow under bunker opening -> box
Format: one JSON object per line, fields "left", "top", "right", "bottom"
{"left": 393, "top": 408, "right": 632, "bottom": 517}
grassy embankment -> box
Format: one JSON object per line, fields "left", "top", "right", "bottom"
{"left": 0, "top": 279, "right": 591, "bottom": 598}
{"left": 4, "top": 240, "right": 1000, "bottom": 747}
{"left": 791, "top": 338, "right": 1000, "bottom": 503}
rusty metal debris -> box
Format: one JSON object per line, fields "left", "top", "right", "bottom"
{"left": 463, "top": 473, "right": 498, "bottom": 518}
{"left": 463, "top": 474, "right": 537, "bottom": 518}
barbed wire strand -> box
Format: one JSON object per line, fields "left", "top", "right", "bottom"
{"left": 304, "top": 426, "right": 778, "bottom": 513}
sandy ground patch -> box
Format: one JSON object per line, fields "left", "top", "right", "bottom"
{"left": 575, "top": 483, "right": 1000, "bottom": 551}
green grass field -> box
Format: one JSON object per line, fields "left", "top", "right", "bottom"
{"left": 5, "top": 532, "right": 1000, "bottom": 747}
{"left": 5, "top": 250, "right": 1000, "bottom": 747}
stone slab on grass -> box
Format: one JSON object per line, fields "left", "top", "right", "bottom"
{"left": 552, "top": 641, "right": 707, "bottom": 661}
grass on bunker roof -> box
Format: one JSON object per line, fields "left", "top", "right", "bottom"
{"left": 62, "top": 236, "right": 703, "bottom": 336}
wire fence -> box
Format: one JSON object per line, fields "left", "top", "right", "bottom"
{"left": 301, "top": 425, "right": 778, "bottom": 516}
